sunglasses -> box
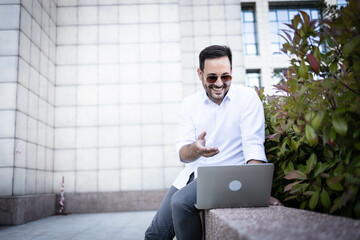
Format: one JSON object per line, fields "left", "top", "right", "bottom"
{"left": 206, "top": 74, "right": 232, "bottom": 83}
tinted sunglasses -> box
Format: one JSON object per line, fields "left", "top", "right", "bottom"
{"left": 206, "top": 74, "right": 232, "bottom": 83}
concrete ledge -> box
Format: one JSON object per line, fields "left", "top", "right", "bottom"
{"left": 58, "top": 190, "right": 167, "bottom": 213}
{"left": 0, "top": 194, "right": 56, "bottom": 226}
{"left": 204, "top": 206, "right": 360, "bottom": 240}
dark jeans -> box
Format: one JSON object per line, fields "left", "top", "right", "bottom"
{"left": 145, "top": 173, "right": 202, "bottom": 240}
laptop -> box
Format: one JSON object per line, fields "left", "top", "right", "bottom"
{"left": 195, "top": 163, "right": 274, "bottom": 209}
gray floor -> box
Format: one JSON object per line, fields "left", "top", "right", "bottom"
{"left": 0, "top": 211, "right": 156, "bottom": 240}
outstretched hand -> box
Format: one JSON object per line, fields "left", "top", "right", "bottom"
{"left": 195, "top": 132, "right": 219, "bottom": 158}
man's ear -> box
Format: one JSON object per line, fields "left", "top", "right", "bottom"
{"left": 197, "top": 68, "right": 202, "bottom": 81}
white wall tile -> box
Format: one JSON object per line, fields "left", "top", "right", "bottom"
{"left": 45, "top": 171, "right": 53, "bottom": 193}
{"left": 76, "top": 148, "right": 97, "bottom": 170}
{"left": 164, "top": 167, "right": 183, "bottom": 188}
{"left": 77, "top": 127, "right": 97, "bottom": 148}
{"left": 119, "top": 5, "right": 139, "bottom": 24}
{"left": 78, "top": 65, "right": 98, "bottom": 84}
{"left": 36, "top": 171, "right": 46, "bottom": 193}
{"left": 121, "top": 169, "right": 142, "bottom": 190}
{"left": 119, "top": 104, "right": 141, "bottom": 124}
{"left": 160, "top": 23, "right": 180, "bottom": 41}
{"left": 0, "top": 5, "right": 20, "bottom": 29}
{"left": 98, "top": 170, "right": 120, "bottom": 191}
{"left": 47, "top": 82, "right": 55, "bottom": 105}
{"left": 0, "top": 139, "right": 14, "bottom": 167}
{"left": 78, "top": 6, "right": 98, "bottom": 25}
{"left": 26, "top": 142, "right": 37, "bottom": 168}
{"left": 55, "top": 128, "right": 76, "bottom": 149}
{"left": 37, "top": 121, "right": 46, "bottom": 146}
{"left": 99, "top": 84, "right": 119, "bottom": 105}
{"left": 140, "top": 63, "right": 161, "bottom": 83}
{"left": 32, "top": 0, "right": 42, "bottom": 24}
{"left": 76, "top": 171, "right": 97, "bottom": 192}
{"left": 119, "top": 63, "right": 139, "bottom": 83}
{"left": 78, "top": 25, "right": 98, "bottom": 44}
{"left": 119, "top": 83, "right": 140, "bottom": 103}
{"left": 0, "top": 83, "right": 16, "bottom": 109}
{"left": 20, "top": 7, "right": 32, "bottom": 38}
{"left": 162, "top": 82, "right": 183, "bottom": 102}
{"left": 77, "top": 106, "right": 97, "bottom": 126}
{"left": 56, "top": 86, "right": 77, "bottom": 106}
{"left": 163, "top": 124, "right": 177, "bottom": 145}
{"left": 78, "top": 45, "right": 97, "bottom": 64}
{"left": 119, "top": 125, "right": 141, "bottom": 146}
{"left": 0, "top": 30, "right": 19, "bottom": 55}
{"left": 119, "top": 44, "right": 139, "bottom": 63}
{"left": 77, "top": 85, "right": 98, "bottom": 105}
{"left": 98, "top": 105, "right": 119, "bottom": 125}
{"left": 140, "top": 83, "right": 161, "bottom": 103}
{"left": 16, "top": 84, "right": 28, "bottom": 114}
{"left": 99, "top": 64, "right": 118, "bottom": 84}
{"left": 41, "top": 9, "right": 50, "bottom": 35}
{"left": 142, "top": 168, "right": 164, "bottom": 190}
{"left": 140, "top": 44, "right": 160, "bottom": 62}
{"left": 119, "top": 25, "right": 138, "bottom": 43}
{"left": 32, "top": 19, "right": 41, "bottom": 47}
{"left": 39, "top": 75, "right": 48, "bottom": 99}
{"left": 56, "top": 46, "right": 77, "bottom": 65}
{"left": 139, "top": 24, "right": 160, "bottom": 43}
{"left": 14, "top": 140, "right": 26, "bottom": 167}
{"left": 37, "top": 145, "right": 46, "bottom": 169}
{"left": 41, "top": 31, "right": 49, "bottom": 57}
{"left": 28, "top": 91, "right": 39, "bottom": 119}
{"left": 99, "top": 126, "right": 119, "bottom": 147}
{"left": 40, "top": 52, "right": 49, "bottom": 78}
{"left": 0, "top": 110, "right": 15, "bottom": 138}
{"left": 15, "top": 111, "right": 27, "bottom": 140}
{"left": 99, "top": 5, "right": 118, "bottom": 24}
{"left": 210, "top": 20, "right": 226, "bottom": 35}
{"left": 99, "top": 148, "right": 119, "bottom": 169}
{"left": 141, "top": 104, "right": 162, "bottom": 124}
{"left": 38, "top": 98, "right": 47, "bottom": 123}
{"left": 56, "top": 66, "right": 76, "bottom": 85}
{"left": 99, "top": 25, "right": 118, "bottom": 44}
{"left": 142, "top": 124, "right": 163, "bottom": 145}
{"left": 27, "top": 116, "right": 37, "bottom": 143}
{"left": 99, "top": 44, "right": 118, "bottom": 64}
{"left": 0, "top": 56, "right": 18, "bottom": 83}
{"left": 29, "top": 66, "right": 39, "bottom": 94}
{"left": 57, "top": 0, "right": 77, "bottom": 6}
{"left": 57, "top": 7, "right": 77, "bottom": 25}
{"left": 19, "top": 32, "right": 31, "bottom": 62}
{"left": 30, "top": 43, "right": 40, "bottom": 71}
{"left": 142, "top": 146, "right": 163, "bottom": 168}
{"left": 161, "top": 62, "right": 182, "bottom": 82}
{"left": 54, "top": 150, "right": 76, "bottom": 171}
{"left": 25, "top": 169, "right": 36, "bottom": 194}
{"left": 46, "top": 148, "right": 54, "bottom": 171}
{"left": 140, "top": 4, "right": 159, "bottom": 23}
{"left": 162, "top": 103, "right": 179, "bottom": 123}
{"left": 57, "top": 26, "right": 77, "bottom": 45}
{"left": 160, "top": 4, "right": 179, "bottom": 22}
{"left": 55, "top": 107, "right": 76, "bottom": 127}
{"left": 120, "top": 146, "right": 142, "bottom": 169}
{"left": 0, "top": 168, "right": 13, "bottom": 195}
{"left": 13, "top": 167, "right": 25, "bottom": 195}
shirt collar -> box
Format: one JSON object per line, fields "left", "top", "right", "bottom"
{"left": 202, "top": 86, "right": 233, "bottom": 105}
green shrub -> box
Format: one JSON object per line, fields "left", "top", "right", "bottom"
{"left": 257, "top": 0, "right": 360, "bottom": 218}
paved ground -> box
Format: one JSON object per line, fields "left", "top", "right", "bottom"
{"left": 0, "top": 211, "right": 156, "bottom": 240}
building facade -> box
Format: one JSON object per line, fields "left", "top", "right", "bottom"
{"left": 0, "top": 0, "right": 340, "bottom": 225}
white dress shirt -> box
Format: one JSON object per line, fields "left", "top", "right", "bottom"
{"left": 173, "top": 85, "right": 267, "bottom": 189}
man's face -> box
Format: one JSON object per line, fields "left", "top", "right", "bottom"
{"left": 198, "top": 56, "right": 232, "bottom": 105}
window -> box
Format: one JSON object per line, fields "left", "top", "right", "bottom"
{"left": 246, "top": 70, "right": 261, "bottom": 88}
{"left": 269, "top": 6, "right": 321, "bottom": 54}
{"left": 337, "top": 0, "right": 348, "bottom": 8}
{"left": 242, "top": 5, "right": 258, "bottom": 56}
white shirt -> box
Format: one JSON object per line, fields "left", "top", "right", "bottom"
{"left": 173, "top": 85, "right": 267, "bottom": 189}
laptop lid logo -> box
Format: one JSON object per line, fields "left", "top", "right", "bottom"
{"left": 229, "top": 180, "right": 242, "bottom": 191}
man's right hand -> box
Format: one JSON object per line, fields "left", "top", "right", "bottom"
{"left": 179, "top": 131, "right": 220, "bottom": 163}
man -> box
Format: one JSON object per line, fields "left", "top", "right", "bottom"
{"left": 145, "top": 45, "right": 281, "bottom": 240}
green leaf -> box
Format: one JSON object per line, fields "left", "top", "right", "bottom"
{"left": 313, "top": 162, "right": 329, "bottom": 178}
{"left": 299, "top": 60, "right": 308, "bottom": 79}
{"left": 327, "top": 181, "right": 344, "bottom": 191}
{"left": 309, "top": 190, "right": 319, "bottom": 210}
{"left": 284, "top": 170, "right": 307, "bottom": 180}
{"left": 330, "top": 62, "right": 338, "bottom": 74}
{"left": 343, "top": 35, "right": 360, "bottom": 57}
{"left": 332, "top": 116, "right": 348, "bottom": 136}
{"left": 306, "top": 153, "right": 317, "bottom": 174}
{"left": 320, "top": 189, "right": 331, "bottom": 209}
{"left": 310, "top": 111, "right": 324, "bottom": 131}
{"left": 305, "top": 124, "right": 318, "bottom": 146}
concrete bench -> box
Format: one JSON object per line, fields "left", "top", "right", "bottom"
{"left": 203, "top": 206, "right": 360, "bottom": 240}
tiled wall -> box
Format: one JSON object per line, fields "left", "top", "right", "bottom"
{"left": 0, "top": 0, "right": 57, "bottom": 196}
{"left": 54, "top": 0, "right": 185, "bottom": 193}
{"left": 0, "top": 0, "right": 246, "bottom": 197}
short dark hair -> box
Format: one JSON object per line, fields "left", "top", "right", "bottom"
{"left": 199, "top": 45, "right": 232, "bottom": 71}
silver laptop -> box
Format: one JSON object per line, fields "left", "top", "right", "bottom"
{"left": 196, "top": 163, "right": 274, "bottom": 209}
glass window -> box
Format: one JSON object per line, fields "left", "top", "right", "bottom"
{"left": 269, "top": 6, "right": 321, "bottom": 55}
{"left": 246, "top": 70, "right": 261, "bottom": 88}
{"left": 242, "top": 6, "right": 258, "bottom": 56}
